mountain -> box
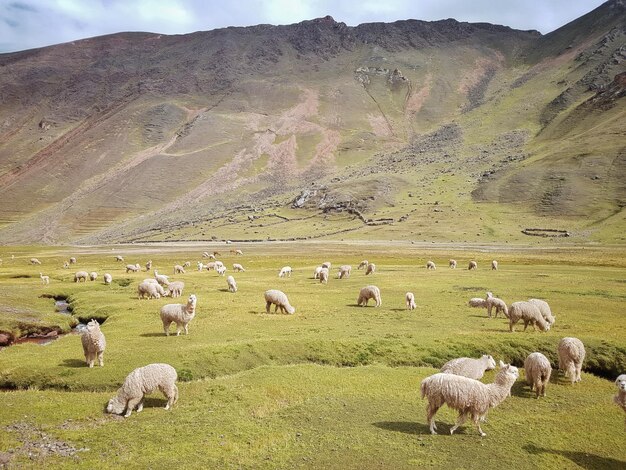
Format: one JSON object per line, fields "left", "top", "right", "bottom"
{"left": 0, "top": 1, "right": 624, "bottom": 245}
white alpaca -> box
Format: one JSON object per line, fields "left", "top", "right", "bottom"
{"left": 319, "top": 267, "right": 329, "bottom": 284}
{"left": 39, "top": 273, "right": 49, "bottom": 285}
{"left": 138, "top": 281, "right": 165, "bottom": 299}
{"left": 491, "top": 260, "right": 498, "bottom": 270}
{"left": 441, "top": 355, "right": 497, "bottom": 380}
{"left": 226, "top": 275, "right": 237, "bottom": 293}
{"left": 233, "top": 263, "right": 245, "bottom": 272}
{"left": 126, "top": 263, "right": 141, "bottom": 273}
{"left": 74, "top": 271, "right": 89, "bottom": 282}
{"left": 160, "top": 294, "right": 197, "bottom": 336}
{"left": 106, "top": 364, "right": 178, "bottom": 418}
{"left": 558, "top": 337, "right": 585, "bottom": 384}
{"left": 614, "top": 374, "right": 626, "bottom": 426}
{"left": 313, "top": 266, "right": 323, "bottom": 279}
{"left": 358, "top": 260, "right": 369, "bottom": 270}
{"left": 468, "top": 260, "right": 477, "bottom": 270}
{"left": 524, "top": 352, "right": 552, "bottom": 398}
{"left": 81, "top": 319, "right": 106, "bottom": 368}
{"left": 166, "top": 281, "right": 185, "bottom": 298}
{"left": 337, "top": 265, "right": 352, "bottom": 279}
{"left": 154, "top": 270, "right": 170, "bottom": 286}
{"left": 264, "top": 290, "right": 295, "bottom": 314}
{"left": 279, "top": 266, "right": 292, "bottom": 278}
{"left": 449, "top": 259, "right": 457, "bottom": 269}
{"left": 508, "top": 301, "right": 550, "bottom": 332}
{"left": 426, "top": 261, "right": 436, "bottom": 270}
{"left": 485, "top": 292, "right": 508, "bottom": 318}
{"left": 528, "top": 299, "right": 555, "bottom": 326}
{"left": 357, "top": 286, "right": 381, "bottom": 307}
{"left": 421, "top": 361, "right": 519, "bottom": 436}
{"left": 406, "top": 292, "right": 416, "bottom": 310}
{"left": 365, "top": 263, "right": 376, "bottom": 275}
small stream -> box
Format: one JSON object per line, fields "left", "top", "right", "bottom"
{"left": 1, "top": 298, "right": 86, "bottom": 349}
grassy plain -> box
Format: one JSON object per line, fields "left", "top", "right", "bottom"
{"left": 0, "top": 242, "right": 625, "bottom": 468}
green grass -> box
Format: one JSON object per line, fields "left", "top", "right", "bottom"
{"left": 0, "top": 244, "right": 625, "bottom": 468}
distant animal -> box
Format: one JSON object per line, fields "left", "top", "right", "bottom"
{"left": 39, "top": 273, "right": 49, "bottom": 285}
{"left": 406, "top": 292, "right": 416, "bottom": 310}
{"left": 279, "top": 266, "right": 292, "bottom": 278}
{"left": 264, "top": 290, "right": 295, "bottom": 314}
{"left": 468, "top": 260, "right": 477, "bottom": 270}
{"left": 126, "top": 264, "right": 141, "bottom": 273}
{"left": 74, "top": 271, "right": 89, "bottom": 282}
{"left": 357, "top": 285, "right": 381, "bottom": 307}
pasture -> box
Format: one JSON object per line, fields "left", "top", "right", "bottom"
{"left": 0, "top": 242, "right": 625, "bottom": 468}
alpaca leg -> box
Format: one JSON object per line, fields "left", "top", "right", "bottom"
{"left": 487, "top": 305, "right": 492, "bottom": 318}
{"left": 509, "top": 319, "right": 515, "bottom": 332}
{"left": 124, "top": 397, "right": 141, "bottom": 417}
{"left": 473, "top": 414, "right": 486, "bottom": 437}
{"left": 523, "top": 320, "right": 529, "bottom": 331}
{"left": 426, "top": 403, "right": 441, "bottom": 434}
{"left": 184, "top": 323, "right": 189, "bottom": 335}
{"left": 98, "top": 351, "right": 104, "bottom": 367}
{"left": 450, "top": 412, "right": 467, "bottom": 434}
{"left": 163, "top": 321, "right": 170, "bottom": 336}
{"left": 163, "top": 385, "right": 178, "bottom": 410}
{"left": 136, "top": 399, "right": 144, "bottom": 413}
{"left": 176, "top": 323, "right": 182, "bottom": 336}
{"left": 266, "top": 301, "right": 271, "bottom": 314}
{"left": 88, "top": 352, "right": 95, "bottom": 368}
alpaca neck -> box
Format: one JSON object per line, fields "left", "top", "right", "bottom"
{"left": 486, "top": 383, "right": 511, "bottom": 408}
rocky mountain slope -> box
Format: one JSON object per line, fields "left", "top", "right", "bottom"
{"left": 0, "top": 1, "right": 624, "bottom": 244}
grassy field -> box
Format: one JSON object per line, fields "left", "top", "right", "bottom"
{"left": 0, "top": 242, "right": 625, "bottom": 468}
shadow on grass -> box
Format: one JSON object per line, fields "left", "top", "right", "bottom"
{"left": 218, "top": 288, "right": 230, "bottom": 293}
{"left": 511, "top": 380, "right": 535, "bottom": 398}
{"left": 347, "top": 304, "right": 374, "bottom": 308}
{"left": 523, "top": 444, "right": 625, "bottom": 470}
{"left": 140, "top": 333, "right": 165, "bottom": 338}
{"left": 373, "top": 421, "right": 431, "bottom": 435}
{"left": 60, "top": 358, "right": 86, "bottom": 368}
{"left": 389, "top": 308, "right": 407, "bottom": 312}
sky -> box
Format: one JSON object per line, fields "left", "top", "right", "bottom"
{"left": 0, "top": 0, "right": 608, "bottom": 53}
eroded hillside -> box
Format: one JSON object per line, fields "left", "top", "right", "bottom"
{"left": 0, "top": 1, "right": 624, "bottom": 244}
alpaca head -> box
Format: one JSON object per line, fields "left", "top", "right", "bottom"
{"left": 483, "top": 355, "right": 496, "bottom": 370}
{"left": 106, "top": 396, "right": 125, "bottom": 415}
{"left": 616, "top": 375, "right": 626, "bottom": 392}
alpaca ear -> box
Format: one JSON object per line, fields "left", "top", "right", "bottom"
{"left": 499, "top": 360, "right": 505, "bottom": 368}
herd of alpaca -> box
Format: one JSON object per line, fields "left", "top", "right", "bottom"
{"left": 12, "top": 251, "right": 624, "bottom": 434}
